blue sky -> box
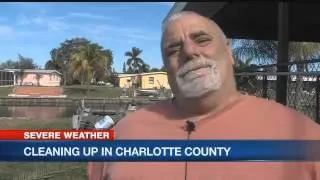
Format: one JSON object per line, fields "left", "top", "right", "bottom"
{"left": 0, "top": 2, "right": 174, "bottom": 72}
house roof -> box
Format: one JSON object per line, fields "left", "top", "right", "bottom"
{"left": 166, "top": 2, "right": 320, "bottom": 42}
{"left": 118, "top": 72, "right": 167, "bottom": 78}
{"left": 2, "top": 69, "right": 62, "bottom": 75}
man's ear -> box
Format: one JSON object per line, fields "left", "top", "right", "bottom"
{"left": 226, "top": 40, "right": 235, "bottom": 66}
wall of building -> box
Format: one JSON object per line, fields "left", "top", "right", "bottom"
{"left": 141, "top": 73, "right": 170, "bottom": 89}
{"left": 119, "top": 76, "right": 134, "bottom": 88}
{"left": 18, "top": 73, "right": 61, "bottom": 86}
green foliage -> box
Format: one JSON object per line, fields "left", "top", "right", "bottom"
{"left": 105, "top": 68, "right": 118, "bottom": 86}
{"left": 150, "top": 68, "right": 162, "bottom": 72}
{"left": 160, "top": 65, "right": 166, "bottom": 72}
{"left": 0, "top": 59, "right": 17, "bottom": 69}
{"left": 0, "top": 55, "right": 38, "bottom": 69}
{"left": 45, "top": 37, "right": 113, "bottom": 85}
{"left": 0, "top": 86, "right": 13, "bottom": 97}
{"left": 122, "top": 62, "right": 126, "bottom": 73}
{"left": 232, "top": 39, "right": 320, "bottom": 65}
{"left": 125, "top": 47, "right": 150, "bottom": 73}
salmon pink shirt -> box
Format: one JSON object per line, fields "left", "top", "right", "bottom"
{"left": 88, "top": 95, "right": 320, "bottom": 180}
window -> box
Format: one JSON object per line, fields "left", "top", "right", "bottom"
{"left": 149, "top": 77, "right": 154, "bottom": 84}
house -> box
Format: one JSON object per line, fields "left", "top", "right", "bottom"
{"left": 0, "top": 69, "right": 62, "bottom": 87}
{"left": 118, "top": 73, "right": 138, "bottom": 88}
{"left": 118, "top": 72, "right": 171, "bottom": 89}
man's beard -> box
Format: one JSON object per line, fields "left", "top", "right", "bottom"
{"left": 175, "top": 58, "right": 222, "bottom": 98}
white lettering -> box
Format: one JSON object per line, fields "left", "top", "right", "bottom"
{"left": 24, "top": 131, "right": 60, "bottom": 140}
{"left": 115, "top": 147, "right": 182, "bottom": 157}
{"left": 23, "top": 147, "right": 80, "bottom": 156}
{"left": 83, "top": 147, "right": 99, "bottom": 156}
{"left": 101, "top": 147, "right": 113, "bottom": 156}
{"left": 184, "top": 147, "right": 231, "bottom": 157}
{"left": 63, "top": 132, "right": 109, "bottom": 140}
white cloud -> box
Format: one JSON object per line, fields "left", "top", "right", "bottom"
{"left": 68, "top": 12, "right": 114, "bottom": 20}
{"left": 16, "top": 13, "right": 70, "bottom": 31}
{"left": 157, "top": 2, "right": 175, "bottom": 6}
{"left": 2, "top": 2, "right": 26, "bottom": 5}
{"left": 47, "top": 20, "right": 70, "bottom": 31}
{"left": 11, "top": 10, "right": 158, "bottom": 47}
{"left": 32, "top": 16, "right": 45, "bottom": 24}
{"left": 73, "top": 23, "right": 157, "bottom": 41}
{"left": 0, "top": 25, "right": 14, "bottom": 35}
{"left": 68, "top": 22, "right": 160, "bottom": 43}
{"left": 16, "top": 14, "right": 31, "bottom": 25}
{"left": 124, "top": 32, "right": 158, "bottom": 41}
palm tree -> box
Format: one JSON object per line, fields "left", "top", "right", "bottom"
{"left": 69, "top": 45, "right": 93, "bottom": 86}
{"left": 233, "top": 40, "right": 320, "bottom": 66}
{"left": 234, "top": 55, "right": 256, "bottom": 73}
{"left": 125, "top": 47, "right": 147, "bottom": 92}
{"left": 233, "top": 39, "right": 320, "bottom": 110}
{"left": 122, "top": 62, "right": 127, "bottom": 73}
{"left": 104, "top": 49, "right": 114, "bottom": 76}
{"left": 125, "top": 47, "right": 145, "bottom": 73}
{"left": 89, "top": 43, "right": 112, "bottom": 82}
{"left": 45, "top": 60, "right": 57, "bottom": 70}
{"left": 69, "top": 43, "right": 112, "bottom": 86}
{"left": 141, "top": 63, "right": 150, "bottom": 73}
{"left": 233, "top": 55, "right": 259, "bottom": 95}
{"left": 232, "top": 39, "right": 277, "bottom": 65}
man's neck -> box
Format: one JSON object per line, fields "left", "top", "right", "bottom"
{"left": 174, "top": 88, "right": 242, "bottom": 119}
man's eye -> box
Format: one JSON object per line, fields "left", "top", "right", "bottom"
{"left": 167, "top": 49, "right": 179, "bottom": 56}
{"left": 196, "top": 38, "right": 211, "bottom": 45}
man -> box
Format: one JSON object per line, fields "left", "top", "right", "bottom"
{"left": 88, "top": 11, "right": 320, "bottom": 180}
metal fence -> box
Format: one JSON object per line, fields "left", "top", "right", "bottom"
{"left": 0, "top": 70, "right": 14, "bottom": 86}
{"left": 235, "top": 59, "right": 320, "bottom": 123}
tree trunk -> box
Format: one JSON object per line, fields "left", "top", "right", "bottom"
{"left": 63, "top": 72, "right": 67, "bottom": 86}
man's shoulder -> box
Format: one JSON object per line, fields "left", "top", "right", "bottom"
{"left": 245, "top": 95, "right": 320, "bottom": 137}
{"left": 247, "top": 95, "right": 309, "bottom": 118}
{"left": 127, "top": 99, "right": 172, "bottom": 121}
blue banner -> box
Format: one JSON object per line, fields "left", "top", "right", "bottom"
{"left": 0, "top": 140, "right": 319, "bottom": 162}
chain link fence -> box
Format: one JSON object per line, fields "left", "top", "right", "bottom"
{"left": 235, "top": 59, "right": 320, "bottom": 123}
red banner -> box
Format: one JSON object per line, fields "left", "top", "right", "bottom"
{"left": 0, "top": 130, "right": 115, "bottom": 140}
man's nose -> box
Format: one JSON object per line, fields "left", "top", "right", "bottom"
{"left": 180, "top": 41, "right": 200, "bottom": 62}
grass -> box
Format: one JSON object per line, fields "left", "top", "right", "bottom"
{"left": 0, "top": 117, "right": 88, "bottom": 180}
{"left": 63, "top": 85, "right": 130, "bottom": 98}
{"left": 0, "top": 86, "right": 13, "bottom": 97}
{"left": 0, "top": 85, "right": 133, "bottom": 98}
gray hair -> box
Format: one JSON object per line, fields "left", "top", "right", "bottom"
{"left": 161, "top": 11, "right": 228, "bottom": 56}
{"left": 162, "top": 11, "right": 197, "bottom": 32}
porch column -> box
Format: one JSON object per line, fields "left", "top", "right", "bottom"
{"left": 276, "top": 1, "right": 289, "bottom": 105}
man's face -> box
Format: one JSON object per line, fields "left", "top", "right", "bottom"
{"left": 162, "top": 14, "right": 234, "bottom": 98}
